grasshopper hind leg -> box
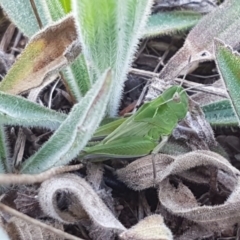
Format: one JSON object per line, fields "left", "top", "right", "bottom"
{"left": 151, "top": 136, "right": 169, "bottom": 186}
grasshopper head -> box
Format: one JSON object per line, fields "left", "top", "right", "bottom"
{"left": 162, "top": 86, "right": 189, "bottom": 120}
{"left": 172, "top": 92, "right": 181, "bottom": 103}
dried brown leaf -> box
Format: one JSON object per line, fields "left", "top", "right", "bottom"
{"left": 38, "top": 174, "right": 126, "bottom": 235}
{"left": 0, "top": 15, "right": 80, "bottom": 95}
{"left": 159, "top": 176, "right": 240, "bottom": 230}
{"left": 117, "top": 150, "right": 238, "bottom": 191}
{"left": 119, "top": 214, "right": 173, "bottom": 240}
{"left": 118, "top": 150, "right": 240, "bottom": 231}
{"left": 0, "top": 203, "right": 80, "bottom": 240}
{"left": 14, "top": 186, "right": 42, "bottom": 218}
{"left": 86, "top": 163, "right": 104, "bottom": 191}
{"left": 86, "top": 163, "right": 115, "bottom": 214}
{"left": 117, "top": 153, "right": 175, "bottom": 190}
{"left": 147, "top": 0, "right": 240, "bottom": 99}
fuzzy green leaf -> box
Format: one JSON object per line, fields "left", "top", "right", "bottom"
{"left": 63, "top": 54, "right": 91, "bottom": 100}
{"left": 0, "top": 127, "right": 8, "bottom": 173}
{"left": 0, "top": 92, "right": 66, "bottom": 130}
{"left": 0, "top": 0, "right": 50, "bottom": 37}
{"left": 20, "top": 69, "right": 112, "bottom": 174}
{"left": 44, "top": 0, "right": 66, "bottom": 21}
{"left": 202, "top": 99, "right": 238, "bottom": 127}
{"left": 59, "top": 0, "right": 72, "bottom": 14}
{"left": 73, "top": 0, "right": 153, "bottom": 115}
{"left": 214, "top": 39, "right": 240, "bottom": 126}
{"left": 144, "top": 11, "right": 202, "bottom": 38}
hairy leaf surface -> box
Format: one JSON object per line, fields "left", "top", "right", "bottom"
{"left": 215, "top": 40, "right": 240, "bottom": 126}
{"left": 0, "top": 0, "right": 50, "bottom": 37}
{"left": 21, "top": 69, "right": 112, "bottom": 174}
{"left": 202, "top": 99, "right": 238, "bottom": 127}
{"left": 73, "top": 0, "right": 153, "bottom": 115}
{"left": 144, "top": 10, "right": 201, "bottom": 38}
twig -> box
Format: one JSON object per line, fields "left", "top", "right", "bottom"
{"left": 0, "top": 164, "right": 83, "bottom": 185}
{"left": 0, "top": 203, "right": 84, "bottom": 240}
{"left": 29, "top": 0, "right": 43, "bottom": 29}
{"left": 10, "top": 30, "right": 22, "bottom": 55}
{"left": 0, "top": 23, "right": 16, "bottom": 52}
{"left": 129, "top": 67, "right": 227, "bottom": 98}
{"left": 48, "top": 78, "right": 60, "bottom": 109}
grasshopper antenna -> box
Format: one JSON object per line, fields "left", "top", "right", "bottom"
{"left": 151, "top": 56, "right": 193, "bottom": 186}
{"left": 179, "top": 56, "right": 192, "bottom": 87}
{"left": 179, "top": 83, "right": 225, "bottom": 97}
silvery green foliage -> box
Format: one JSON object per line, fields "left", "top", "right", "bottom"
{"left": 44, "top": 0, "right": 71, "bottom": 19}
{"left": 0, "top": 92, "right": 66, "bottom": 130}
{"left": 63, "top": 55, "right": 91, "bottom": 99}
{"left": 20, "top": 69, "right": 112, "bottom": 174}
{"left": 202, "top": 99, "right": 238, "bottom": 127}
{"left": 0, "top": 127, "right": 8, "bottom": 173}
{"left": 0, "top": 0, "right": 50, "bottom": 37}
{"left": 215, "top": 40, "right": 240, "bottom": 126}
{"left": 43, "top": 0, "right": 66, "bottom": 22}
{"left": 144, "top": 11, "right": 202, "bottom": 38}
{"left": 73, "top": 0, "right": 153, "bottom": 116}
{"left": 43, "top": 0, "right": 91, "bottom": 100}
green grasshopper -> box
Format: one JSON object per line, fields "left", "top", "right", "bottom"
{"left": 81, "top": 85, "right": 189, "bottom": 163}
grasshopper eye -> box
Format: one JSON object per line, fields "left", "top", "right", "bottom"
{"left": 172, "top": 92, "right": 181, "bottom": 103}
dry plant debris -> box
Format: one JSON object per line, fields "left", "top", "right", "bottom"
{"left": 0, "top": 0, "right": 240, "bottom": 239}
{"left": 117, "top": 150, "right": 240, "bottom": 233}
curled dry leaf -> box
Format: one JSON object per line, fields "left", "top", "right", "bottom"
{"left": 117, "top": 150, "right": 240, "bottom": 230}
{"left": 117, "top": 153, "right": 174, "bottom": 190}
{"left": 0, "top": 15, "right": 81, "bottom": 95}
{"left": 38, "top": 174, "right": 126, "bottom": 234}
{"left": 159, "top": 176, "right": 240, "bottom": 230}
{"left": 119, "top": 214, "right": 173, "bottom": 240}
{"left": 117, "top": 150, "right": 238, "bottom": 190}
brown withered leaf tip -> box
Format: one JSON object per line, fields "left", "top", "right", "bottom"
{"left": 0, "top": 15, "right": 81, "bottom": 95}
